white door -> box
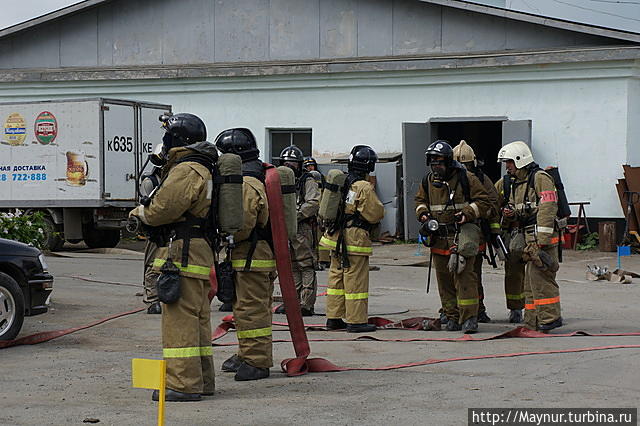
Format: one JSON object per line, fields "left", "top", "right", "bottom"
{"left": 103, "top": 102, "right": 136, "bottom": 201}
{"left": 402, "top": 122, "right": 431, "bottom": 240}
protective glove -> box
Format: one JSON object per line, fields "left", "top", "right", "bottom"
{"left": 522, "top": 242, "right": 544, "bottom": 269}
{"left": 447, "top": 252, "right": 467, "bottom": 275}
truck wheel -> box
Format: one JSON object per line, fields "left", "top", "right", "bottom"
{"left": 43, "top": 216, "right": 64, "bottom": 251}
{"left": 0, "top": 272, "right": 25, "bottom": 341}
{"left": 84, "top": 228, "right": 120, "bottom": 249}
{"left": 102, "top": 230, "right": 121, "bottom": 248}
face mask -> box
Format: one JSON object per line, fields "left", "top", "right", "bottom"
{"left": 431, "top": 163, "right": 447, "bottom": 179}
{"left": 162, "top": 132, "right": 174, "bottom": 151}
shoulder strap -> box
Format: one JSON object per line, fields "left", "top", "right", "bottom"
{"left": 421, "top": 173, "right": 432, "bottom": 206}
{"left": 458, "top": 169, "right": 471, "bottom": 202}
{"left": 525, "top": 166, "right": 543, "bottom": 203}
{"left": 502, "top": 175, "right": 511, "bottom": 206}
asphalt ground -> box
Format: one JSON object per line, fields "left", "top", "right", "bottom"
{"left": 1, "top": 243, "right": 639, "bottom": 425}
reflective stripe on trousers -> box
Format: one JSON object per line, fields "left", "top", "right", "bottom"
{"left": 164, "top": 346, "right": 213, "bottom": 358}
{"left": 319, "top": 236, "right": 373, "bottom": 254}
{"left": 237, "top": 326, "right": 273, "bottom": 339}
{"left": 153, "top": 258, "right": 210, "bottom": 276}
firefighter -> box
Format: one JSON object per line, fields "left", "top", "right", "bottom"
{"left": 415, "top": 140, "right": 491, "bottom": 333}
{"left": 452, "top": 140, "right": 501, "bottom": 324}
{"left": 495, "top": 175, "right": 525, "bottom": 324}
{"left": 275, "top": 147, "right": 321, "bottom": 316}
{"left": 497, "top": 141, "right": 562, "bottom": 331}
{"left": 215, "top": 128, "right": 276, "bottom": 381}
{"left": 320, "top": 145, "right": 385, "bottom": 333}
{"left": 139, "top": 162, "right": 164, "bottom": 315}
{"left": 142, "top": 241, "right": 161, "bottom": 314}
{"left": 304, "top": 157, "right": 330, "bottom": 269}
{"left": 129, "top": 113, "right": 215, "bottom": 402}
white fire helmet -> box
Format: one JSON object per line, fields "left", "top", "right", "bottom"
{"left": 497, "top": 141, "right": 534, "bottom": 169}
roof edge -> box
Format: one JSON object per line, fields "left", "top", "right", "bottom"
{"left": 421, "top": 0, "right": 640, "bottom": 43}
{"left": 0, "top": 0, "right": 111, "bottom": 39}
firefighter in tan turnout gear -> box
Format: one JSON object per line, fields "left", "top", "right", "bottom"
{"left": 320, "top": 145, "right": 384, "bottom": 333}
{"left": 495, "top": 175, "right": 525, "bottom": 324}
{"left": 452, "top": 140, "right": 501, "bottom": 324}
{"left": 415, "top": 141, "right": 491, "bottom": 334}
{"left": 275, "top": 146, "right": 321, "bottom": 316}
{"left": 216, "top": 128, "right": 276, "bottom": 381}
{"left": 129, "top": 113, "right": 215, "bottom": 402}
{"left": 497, "top": 141, "right": 562, "bottom": 332}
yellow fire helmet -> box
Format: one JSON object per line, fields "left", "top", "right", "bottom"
{"left": 452, "top": 140, "right": 476, "bottom": 166}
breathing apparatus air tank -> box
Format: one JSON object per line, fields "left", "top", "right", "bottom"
{"left": 277, "top": 165, "right": 298, "bottom": 239}
{"left": 319, "top": 169, "right": 347, "bottom": 224}
{"left": 217, "top": 153, "right": 244, "bottom": 235}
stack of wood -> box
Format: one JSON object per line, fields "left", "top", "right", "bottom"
{"left": 616, "top": 165, "right": 640, "bottom": 235}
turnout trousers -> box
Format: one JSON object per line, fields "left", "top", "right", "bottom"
{"left": 232, "top": 270, "right": 275, "bottom": 368}
{"left": 162, "top": 276, "right": 215, "bottom": 395}
{"left": 143, "top": 241, "right": 159, "bottom": 305}
{"left": 523, "top": 245, "right": 562, "bottom": 330}
{"left": 505, "top": 259, "right": 526, "bottom": 311}
{"left": 433, "top": 253, "right": 479, "bottom": 324}
{"left": 326, "top": 253, "right": 370, "bottom": 324}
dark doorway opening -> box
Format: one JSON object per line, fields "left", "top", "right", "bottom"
{"left": 432, "top": 121, "right": 503, "bottom": 183}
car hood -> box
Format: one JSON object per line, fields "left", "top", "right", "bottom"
{"left": 0, "top": 238, "right": 40, "bottom": 257}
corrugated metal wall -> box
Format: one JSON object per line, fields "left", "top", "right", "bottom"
{"left": 0, "top": 0, "right": 623, "bottom": 69}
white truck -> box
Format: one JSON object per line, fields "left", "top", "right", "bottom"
{"left": 0, "top": 98, "right": 171, "bottom": 250}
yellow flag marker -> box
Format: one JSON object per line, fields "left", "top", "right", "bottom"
{"left": 132, "top": 358, "right": 167, "bottom": 426}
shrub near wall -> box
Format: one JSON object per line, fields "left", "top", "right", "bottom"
{"left": 0, "top": 210, "right": 47, "bottom": 249}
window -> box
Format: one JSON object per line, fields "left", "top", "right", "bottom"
{"left": 269, "top": 129, "right": 312, "bottom": 160}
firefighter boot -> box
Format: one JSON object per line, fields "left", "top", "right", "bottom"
{"left": 152, "top": 389, "right": 202, "bottom": 402}
{"left": 346, "top": 323, "right": 377, "bottom": 333}
{"left": 538, "top": 317, "right": 563, "bottom": 333}
{"left": 234, "top": 362, "right": 270, "bottom": 381}
{"left": 477, "top": 311, "right": 491, "bottom": 323}
{"left": 146, "top": 302, "right": 162, "bottom": 314}
{"left": 439, "top": 312, "right": 449, "bottom": 326}
{"left": 509, "top": 309, "right": 523, "bottom": 324}
{"left": 462, "top": 317, "right": 478, "bottom": 334}
{"left": 221, "top": 354, "right": 243, "bottom": 372}
{"left": 446, "top": 320, "right": 462, "bottom": 331}
{"left": 326, "top": 318, "right": 347, "bottom": 330}
{"left": 300, "top": 307, "right": 314, "bottom": 316}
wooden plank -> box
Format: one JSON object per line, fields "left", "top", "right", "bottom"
{"left": 616, "top": 178, "right": 638, "bottom": 232}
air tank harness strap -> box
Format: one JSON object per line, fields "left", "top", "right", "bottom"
{"left": 167, "top": 213, "right": 206, "bottom": 267}
{"left": 243, "top": 226, "right": 272, "bottom": 272}
{"left": 344, "top": 213, "right": 372, "bottom": 232}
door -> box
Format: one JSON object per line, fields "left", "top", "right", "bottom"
{"left": 502, "top": 120, "right": 531, "bottom": 147}
{"left": 103, "top": 102, "right": 136, "bottom": 201}
{"left": 501, "top": 119, "right": 532, "bottom": 175}
{"left": 138, "top": 103, "right": 171, "bottom": 178}
{"left": 402, "top": 122, "right": 431, "bottom": 240}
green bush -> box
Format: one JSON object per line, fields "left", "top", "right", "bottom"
{"left": 576, "top": 232, "right": 599, "bottom": 251}
{"left": 0, "top": 210, "right": 47, "bottom": 249}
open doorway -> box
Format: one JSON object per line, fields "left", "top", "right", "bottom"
{"left": 432, "top": 120, "right": 503, "bottom": 182}
{"left": 402, "top": 117, "right": 531, "bottom": 239}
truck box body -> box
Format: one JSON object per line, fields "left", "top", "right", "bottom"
{"left": 0, "top": 98, "right": 171, "bottom": 248}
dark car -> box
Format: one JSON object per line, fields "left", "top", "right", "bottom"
{"left": 0, "top": 238, "right": 54, "bottom": 340}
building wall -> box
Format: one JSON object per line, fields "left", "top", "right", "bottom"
{"left": 0, "top": 61, "right": 634, "bottom": 218}
{"left": 0, "top": 0, "right": 625, "bottom": 69}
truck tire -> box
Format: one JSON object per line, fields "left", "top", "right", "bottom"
{"left": 102, "top": 230, "right": 121, "bottom": 248}
{"left": 0, "top": 272, "right": 25, "bottom": 341}
{"left": 84, "top": 228, "right": 120, "bottom": 249}
{"left": 43, "top": 216, "right": 64, "bottom": 251}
